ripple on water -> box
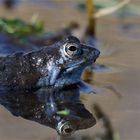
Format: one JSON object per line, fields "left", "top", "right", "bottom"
{"left": 84, "top": 64, "right": 122, "bottom": 74}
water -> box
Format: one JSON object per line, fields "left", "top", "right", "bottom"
{"left": 0, "top": 0, "right": 140, "bottom": 140}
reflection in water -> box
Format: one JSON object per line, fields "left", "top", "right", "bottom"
{"left": 60, "top": 104, "right": 119, "bottom": 140}
{"left": 0, "top": 85, "right": 96, "bottom": 136}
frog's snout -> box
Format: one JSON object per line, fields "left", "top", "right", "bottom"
{"left": 92, "top": 47, "right": 100, "bottom": 59}
{"left": 56, "top": 121, "right": 76, "bottom": 136}
{"left": 88, "top": 47, "right": 100, "bottom": 62}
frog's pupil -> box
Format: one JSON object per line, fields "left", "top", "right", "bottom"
{"left": 68, "top": 46, "right": 77, "bottom": 51}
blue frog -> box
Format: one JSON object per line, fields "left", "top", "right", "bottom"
{"left": 0, "top": 36, "right": 100, "bottom": 91}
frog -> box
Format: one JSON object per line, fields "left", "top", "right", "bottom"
{"left": 0, "top": 36, "right": 100, "bottom": 91}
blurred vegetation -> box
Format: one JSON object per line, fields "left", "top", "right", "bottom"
{"left": 85, "top": 0, "right": 96, "bottom": 37}
{"left": 0, "top": 15, "right": 44, "bottom": 38}
{"left": 77, "top": 0, "right": 140, "bottom": 16}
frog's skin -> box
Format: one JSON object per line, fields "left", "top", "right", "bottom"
{"left": 0, "top": 36, "right": 100, "bottom": 90}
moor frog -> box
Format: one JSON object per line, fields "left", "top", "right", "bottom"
{"left": 0, "top": 36, "right": 100, "bottom": 91}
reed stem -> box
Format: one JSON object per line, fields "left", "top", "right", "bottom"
{"left": 85, "top": 0, "right": 96, "bottom": 37}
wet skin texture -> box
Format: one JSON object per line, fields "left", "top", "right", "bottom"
{"left": 0, "top": 85, "right": 96, "bottom": 136}
{"left": 0, "top": 36, "right": 100, "bottom": 90}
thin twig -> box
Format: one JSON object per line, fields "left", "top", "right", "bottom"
{"left": 94, "top": 0, "right": 130, "bottom": 18}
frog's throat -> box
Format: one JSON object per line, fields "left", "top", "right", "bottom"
{"left": 49, "top": 66, "right": 61, "bottom": 85}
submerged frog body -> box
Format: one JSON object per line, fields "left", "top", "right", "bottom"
{"left": 0, "top": 36, "right": 100, "bottom": 90}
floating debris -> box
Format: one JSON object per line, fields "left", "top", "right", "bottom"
{"left": 56, "top": 109, "right": 70, "bottom": 116}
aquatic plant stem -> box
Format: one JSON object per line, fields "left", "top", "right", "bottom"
{"left": 85, "top": 0, "right": 96, "bottom": 36}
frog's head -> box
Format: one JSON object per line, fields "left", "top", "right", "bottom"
{"left": 37, "top": 36, "right": 100, "bottom": 88}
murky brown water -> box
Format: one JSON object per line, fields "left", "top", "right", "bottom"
{"left": 0, "top": 0, "right": 140, "bottom": 140}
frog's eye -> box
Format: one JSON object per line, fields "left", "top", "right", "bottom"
{"left": 64, "top": 43, "right": 81, "bottom": 57}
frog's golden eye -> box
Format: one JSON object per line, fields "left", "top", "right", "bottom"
{"left": 64, "top": 43, "right": 81, "bottom": 57}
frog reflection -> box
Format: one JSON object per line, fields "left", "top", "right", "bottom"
{"left": 0, "top": 85, "right": 96, "bottom": 136}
